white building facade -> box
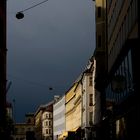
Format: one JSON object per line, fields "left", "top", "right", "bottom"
{"left": 81, "top": 60, "right": 94, "bottom": 140}
{"left": 42, "top": 111, "right": 53, "bottom": 140}
{"left": 53, "top": 96, "right": 65, "bottom": 140}
{"left": 81, "top": 57, "right": 101, "bottom": 140}
{"left": 92, "top": 59, "right": 101, "bottom": 125}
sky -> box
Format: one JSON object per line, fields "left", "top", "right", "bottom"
{"left": 7, "top": 0, "right": 95, "bottom": 123}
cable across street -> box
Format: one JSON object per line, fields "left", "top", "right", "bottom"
{"left": 16, "top": 0, "right": 49, "bottom": 19}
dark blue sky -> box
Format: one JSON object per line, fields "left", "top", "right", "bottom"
{"left": 7, "top": 0, "right": 95, "bottom": 122}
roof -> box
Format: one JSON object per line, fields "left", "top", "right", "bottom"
{"left": 34, "top": 100, "right": 54, "bottom": 116}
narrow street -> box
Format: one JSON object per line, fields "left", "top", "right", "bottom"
{"left": 0, "top": 0, "right": 139, "bottom": 140}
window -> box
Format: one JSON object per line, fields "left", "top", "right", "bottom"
{"left": 89, "top": 112, "right": 93, "bottom": 125}
{"left": 98, "top": 35, "right": 101, "bottom": 48}
{"left": 97, "top": 7, "right": 101, "bottom": 17}
{"left": 89, "top": 76, "right": 92, "bottom": 86}
{"left": 46, "top": 114, "right": 48, "bottom": 119}
{"left": 49, "top": 113, "right": 51, "bottom": 118}
{"left": 46, "top": 128, "right": 51, "bottom": 134}
{"left": 46, "top": 121, "right": 48, "bottom": 126}
{"left": 46, "top": 129, "right": 48, "bottom": 134}
{"left": 48, "top": 121, "right": 51, "bottom": 126}
{"left": 89, "top": 94, "right": 93, "bottom": 106}
{"left": 48, "top": 129, "right": 52, "bottom": 134}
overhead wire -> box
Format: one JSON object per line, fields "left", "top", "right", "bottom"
{"left": 7, "top": 74, "right": 66, "bottom": 91}
{"left": 19, "top": 0, "right": 49, "bottom": 12}
{"left": 8, "top": 74, "right": 53, "bottom": 88}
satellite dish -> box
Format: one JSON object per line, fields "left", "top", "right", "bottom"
{"left": 16, "top": 12, "right": 24, "bottom": 19}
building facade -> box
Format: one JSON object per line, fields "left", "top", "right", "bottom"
{"left": 73, "top": 80, "right": 82, "bottom": 140}
{"left": 81, "top": 62, "right": 94, "bottom": 140}
{"left": 53, "top": 96, "right": 65, "bottom": 140}
{"left": 65, "top": 83, "right": 77, "bottom": 133}
{"left": 34, "top": 102, "right": 53, "bottom": 140}
{"left": 65, "top": 81, "right": 82, "bottom": 140}
{"left": 13, "top": 113, "right": 35, "bottom": 140}
{"left": 80, "top": 56, "right": 102, "bottom": 140}
{"left": 104, "top": 0, "right": 139, "bottom": 140}
{"left": 42, "top": 110, "right": 53, "bottom": 140}
{"left": 94, "top": 0, "right": 107, "bottom": 114}
{"left": 94, "top": 0, "right": 107, "bottom": 139}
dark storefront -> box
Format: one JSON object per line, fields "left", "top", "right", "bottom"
{"left": 104, "top": 39, "right": 139, "bottom": 140}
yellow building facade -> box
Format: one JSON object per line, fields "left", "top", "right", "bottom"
{"left": 65, "top": 83, "right": 77, "bottom": 132}
{"left": 73, "top": 81, "right": 82, "bottom": 130}
{"left": 65, "top": 80, "right": 82, "bottom": 134}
